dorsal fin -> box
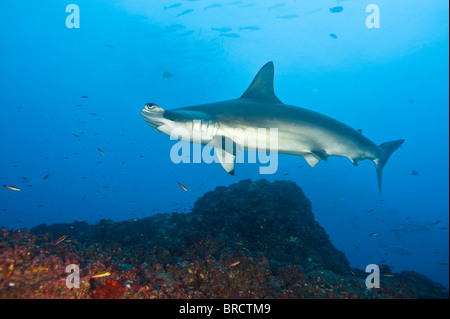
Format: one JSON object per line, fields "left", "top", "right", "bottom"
{"left": 240, "top": 62, "right": 282, "bottom": 104}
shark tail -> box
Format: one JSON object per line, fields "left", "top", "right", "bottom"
{"left": 375, "top": 139, "right": 405, "bottom": 194}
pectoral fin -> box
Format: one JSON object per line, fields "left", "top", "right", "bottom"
{"left": 302, "top": 150, "right": 329, "bottom": 167}
{"left": 214, "top": 147, "right": 235, "bottom": 175}
{"left": 213, "top": 135, "right": 240, "bottom": 156}
{"left": 303, "top": 153, "right": 320, "bottom": 167}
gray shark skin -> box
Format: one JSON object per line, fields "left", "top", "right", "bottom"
{"left": 141, "top": 62, "right": 404, "bottom": 193}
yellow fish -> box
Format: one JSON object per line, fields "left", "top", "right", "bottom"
{"left": 91, "top": 272, "right": 111, "bottom": 279}
{"left": 55, "top": 235, "right": 68, "bottom": 245}
{"left": 3, "top": 185, "right": 20, "bottom": 191}
{"left": 230, "top": 261, "right": 240, "bottom": 267}
{"left": 178, "top": 182, "right": 187, "bottom": 191}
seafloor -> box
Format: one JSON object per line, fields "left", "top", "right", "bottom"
{"left": 0, "top": 179, "right": 448, "bottom": 299}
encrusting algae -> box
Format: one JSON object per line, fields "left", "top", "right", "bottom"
{"left": 0, "top": 180, "right": 448, "bottom": 299}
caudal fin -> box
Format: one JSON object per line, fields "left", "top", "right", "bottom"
{"left": 375, "top": 139, "right": 405, "bottom": 194}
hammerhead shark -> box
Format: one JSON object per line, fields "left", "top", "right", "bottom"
{"left": 141, "top": 62, "right": 404, "bottom": 193}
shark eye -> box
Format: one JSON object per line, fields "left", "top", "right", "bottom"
{"left": 145, "top": 103, "right": 158, "bottom": 109}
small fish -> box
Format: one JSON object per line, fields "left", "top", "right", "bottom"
{"left": 277, "top": 14, "right": 298, "bottom": 19}
{"left": 55, "top": 235, "right": 67, "bottom": 245}
{"left": 72, "top": 133, "right": 80, "bottom": 139}
{"left": 91, "top": 272, "right": 111, "bottom": 278}
{"left": 411, "top": 170, "right": 419, "bottom": 176}
{"left": 234, "top": 242, "right": 244, "bottom": 245}
{"left": 3, "top": 185, "right": 20, "bottom": 191}
{"left": 306, "top": 8, "right": 323, "bottom": 15}
{"left": 43, "top": 173, "right": 50, "bottom": 180}
{"left": 330, "top": 6, "right": 344, "bottom": 13}
{"left": 339, "top": 291, "right": 349, "bottom": 295}
{"left": 329, "top": 33, "right": 338, "bottom": 39}
{"left": 226, "top": 1, "right": 242, "bottom": 6}
{"left": 230, "top": 261, "right": 240, "bottom": 267}
{"left": 97, "top": 147, "right": 105, "bottom": 156}
{"left": 166, "top": 24, "right": 186, "bottom": 32}
{"left": 220, "top": 32, "right": 240, "bottom": 38}
{"left": 162, "top": 71, "right": 173, "bottom": 79}
{"left": 239, "top": 26, "right": 260, "bottom": 31}
{"left": 434, "top": 220, "right": 441, "bottom": 225}
{"left": 177, "top": 9, "right": 194, "bottom": 17}
{"left": 81, "top": 96, "right": 88, "bottom": 98}
{"left": 82, "top": 193, "right": 87, "bottom": 200}
{"left": 439, "top": 263, "right": 448, "bottom": 266}
{"left": 164, "top": 3, "right": 182, "bottom": 10}
{"left": 383, "top": 274, "right": 394, "bottom": 277}
{"left": 379, "top": 260, "right": 388, "bottom": 263}
{"left": 368, "top": 232, "right": 378, "bottom": 236}
{"left": 178, "top": 182, "right": 187, "bottom": 191}
{"left": 211, "top": 27, "right": 232, "bottom": 33}
{"left": 205, "top": 3, "right": 222, "bottom": 10}
{"left": 439, "top": 227, "right": 448, "bottom": 230}
{"left": 180, "top": 30, "right": 195, "bottom": 36}
{"left": 269, "top": 3, "right": 286, "bottom": 10}
{"left": 104, "top": 43, "right": 115, "bottom": 50}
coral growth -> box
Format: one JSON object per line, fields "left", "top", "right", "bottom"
{"left": 0, "top": 179, "right": 448, "bottom": 299}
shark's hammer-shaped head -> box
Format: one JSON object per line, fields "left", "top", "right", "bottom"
{"left": 141, "top": 102, "right": 172, "bottom": 133}
{"left": 142, "top": 102, "right": 214, "bottom": 143}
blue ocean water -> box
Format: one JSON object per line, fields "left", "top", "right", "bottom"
{"left": 0, "top": 0, "right": 448, "bottom": 289}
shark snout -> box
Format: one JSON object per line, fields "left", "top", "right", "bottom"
{"left": 143, "top": 103, "right": 164, "bottom": 113}
{"left": 141, "top": 103, "right": 166, "bottom": 130}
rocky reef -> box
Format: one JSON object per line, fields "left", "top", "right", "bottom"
{"left": 0, "top": 179, "right": 448, "bottom": 299}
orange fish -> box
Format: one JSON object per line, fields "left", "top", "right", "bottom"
{"left": 230, "top": 261, "right": 240, "bottom": 267}
{"left": 4, "top": 185, "right": 20, "bottom": 191}
{"left": 55, "top": 235, "right": 67, "bottom": 245}
{"left": 91, "top": 272, "right": 111, "bottom": 279}
{"left": 178, "top": 182, "right": 187, "bottom": 191}
{"left": 383, "top": 274, "right": 394, "bottom": 277}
